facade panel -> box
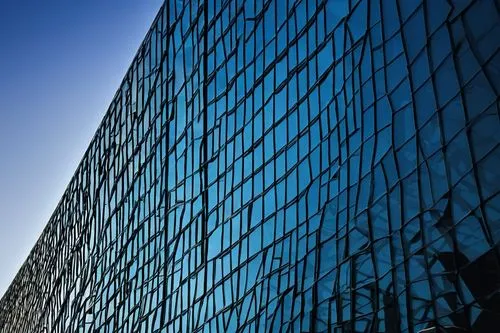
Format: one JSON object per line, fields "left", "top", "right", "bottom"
{"left": 1, "top": 0, "right": 500, "bottom": 332}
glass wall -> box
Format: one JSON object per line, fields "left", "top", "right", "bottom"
{"left": 1, "top": 0, "right": 500, "bottom": 332}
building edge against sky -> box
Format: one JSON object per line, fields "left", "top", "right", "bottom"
{"left": 1, "top": 0, "right": 500, "bottom": 332}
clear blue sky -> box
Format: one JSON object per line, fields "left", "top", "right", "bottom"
{"left": 0, "top": 0, "right": 163, "bottom": 298}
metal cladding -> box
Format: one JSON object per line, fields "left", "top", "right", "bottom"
{"left": 1, "top": 0, "right": 500, "bottom": 332}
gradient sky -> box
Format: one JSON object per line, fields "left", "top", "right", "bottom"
{"left": 0, "top": 0, "right": 163, "bottom": 298}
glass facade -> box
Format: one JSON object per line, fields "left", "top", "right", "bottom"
{"left": 1, "top": 0, "right": 500, "bottom": 332}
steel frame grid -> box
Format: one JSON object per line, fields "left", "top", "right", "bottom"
{"left": 1, "top": 0, "right": 500, "bottom": 332}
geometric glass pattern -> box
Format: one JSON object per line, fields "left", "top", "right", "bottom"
{"left": 1, "top": 0, "right": 500, "bottom": 332}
